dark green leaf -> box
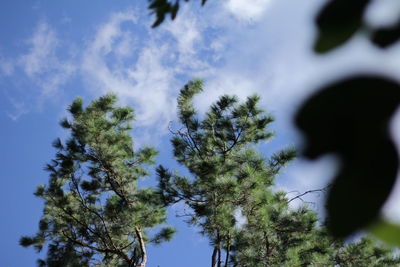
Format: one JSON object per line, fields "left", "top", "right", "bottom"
{"left": 371, "top": 20, "right": 400, "bottom": 48}
{"left": 314, "top": 0, "right": 370, "bottom": 53}
{"left": 295, "top": 75, "right": 400, "bottom": 237}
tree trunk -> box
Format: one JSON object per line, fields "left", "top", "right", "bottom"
{"left": 212, "top": 247, "right": 218, "bottom": 267}
{"left": 224, "top": 240, "right": 230, "bottom": 267}
{"left": 217, "top": 246, "right": 222, "bottom": 267}
{"left": 134, "top": 227, "right": 147, "bottom": 267}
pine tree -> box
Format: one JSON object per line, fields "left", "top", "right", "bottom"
{"left": 20, "top": 94, "right": 175, "bottom": 267}
{"left": 231, "top": 196, "right": 400, "bottom": 266}
{"left": 330, "top": 236, "right": 400, "bottom": 266}
{"left": 157, "top": 80, "right": 296, "bottom": 267}
{"left": 158, "top": 80, "right": 400, "bottom": 267}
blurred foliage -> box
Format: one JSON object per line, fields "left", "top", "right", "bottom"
{"left": 315, "top": 0, "right": 400, "bottom": 52}
{"left": 296, "top": 76, "right": 400, "bottom": 237}
{"left": 148, "top": 0, "right": 207, "bottom": 27}
{"left": 298, "top": 0, "right": 400, "bottom": 241}
{"left": 314, "top": 0, "right": 369, "bottom": 53}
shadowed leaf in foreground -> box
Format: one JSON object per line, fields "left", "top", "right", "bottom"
{"left": 296, "top": 76, "right": 400, "bottom": 237}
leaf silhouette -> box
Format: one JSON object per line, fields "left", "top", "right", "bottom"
{"left": 314, "top": 0, "right": 370, "bottom": 53}
{"left": 371, "top": 20, "right": 400, "bottom": 48}
{"left": 295, "top": 76, "right": 400, "bottom": 237}
{"left": 148, "top": 0, "right": 208, "bottom": 27}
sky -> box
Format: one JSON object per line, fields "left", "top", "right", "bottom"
{"left": 3, "top": 0, "right": 400, "bottom": 266}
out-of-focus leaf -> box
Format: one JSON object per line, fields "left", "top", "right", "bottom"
{"left": 371, "top": 20, "right": 400, "bottom": 48}
{"left": 148, "top": 0, "right": 208, "bottom": 27}
{"left": 314, "top": 0, "right": 370, "bottom": 53}
{"left": 368, "top": 219, "right": 400, "bottom": 246}
{"left": 149, "top": 0, "right": 175, "bottom": 27}
{"left": 295, "top": 76, "right": 400, "bottom": 238}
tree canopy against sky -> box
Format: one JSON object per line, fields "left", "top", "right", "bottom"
{"left": 22, "top": 82, "right": 400, "bottom": 266}
{"left": 157, "top": 80, "right": 295, "bottom": 266}
{"left": 20, "top": 94, "right": 175, "bottom": 267}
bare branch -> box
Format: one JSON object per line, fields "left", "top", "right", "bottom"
{"left": 287, "top": 185, "right": 331, "bottom": 203}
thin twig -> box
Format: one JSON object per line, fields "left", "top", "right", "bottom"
{"left": 287, "top": 185, "right": 331, "bottom": 203}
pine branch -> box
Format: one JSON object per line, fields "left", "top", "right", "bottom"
{"left": 69, "top": 173, "right": 121, "bottom": 254}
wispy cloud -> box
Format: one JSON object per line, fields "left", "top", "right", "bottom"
{"left": 5, "top": 96, "right": 29, "bottom": 121}
{"left": 0, "top": 21, "right": 76, "bottom": 119}
{"left": 19, "top": 22, "right": 59, "bottom": 77}
{"left": 18, "top": 21, "right": 76, "bottom": 97}
{"left": 81, "top": 11, "right": 176, "bottom": 133}
{"left": 0, "top": 56, "right": 14, "bottom": 76}
{"left": 164, "top": 10, "right": 201, "bottom": 55}
{"left": 80, "top": 8, "right": 225, "bottom": 144}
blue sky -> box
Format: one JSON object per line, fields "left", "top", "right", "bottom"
{"left": 3, "top": 0, "right": 400, "bottom": 266}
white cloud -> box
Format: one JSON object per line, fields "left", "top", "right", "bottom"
{"left": 80, "top": 8, "right": 225, "bottom": 144}
{"left": 89, "top": 12, "right": 137, "bottom": 54}
{"left": 19, "top": 22, "right": 59, "bottom": 77}
{"left": 0, "top": 21, "right": 76, "bottom": 119}
{"left": 114, "top": 32, "right": 136, "bottom": 58}
{"left": 225, "top": 0, "right": 274, "bottom": 21}
{"left": 164, "top": 8, "right": 201, "bottom": 55}
{"left": 193, "top": 75, "right": 260, "bottom": 115}
{"left": 161, "top": 6, "right": 219, "bottom": 76}
{"left": 20, "top": 22, "right": 76, "bottom": 97}
{"left": 81, "top": 11, "right": 176, "bottom": 133}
